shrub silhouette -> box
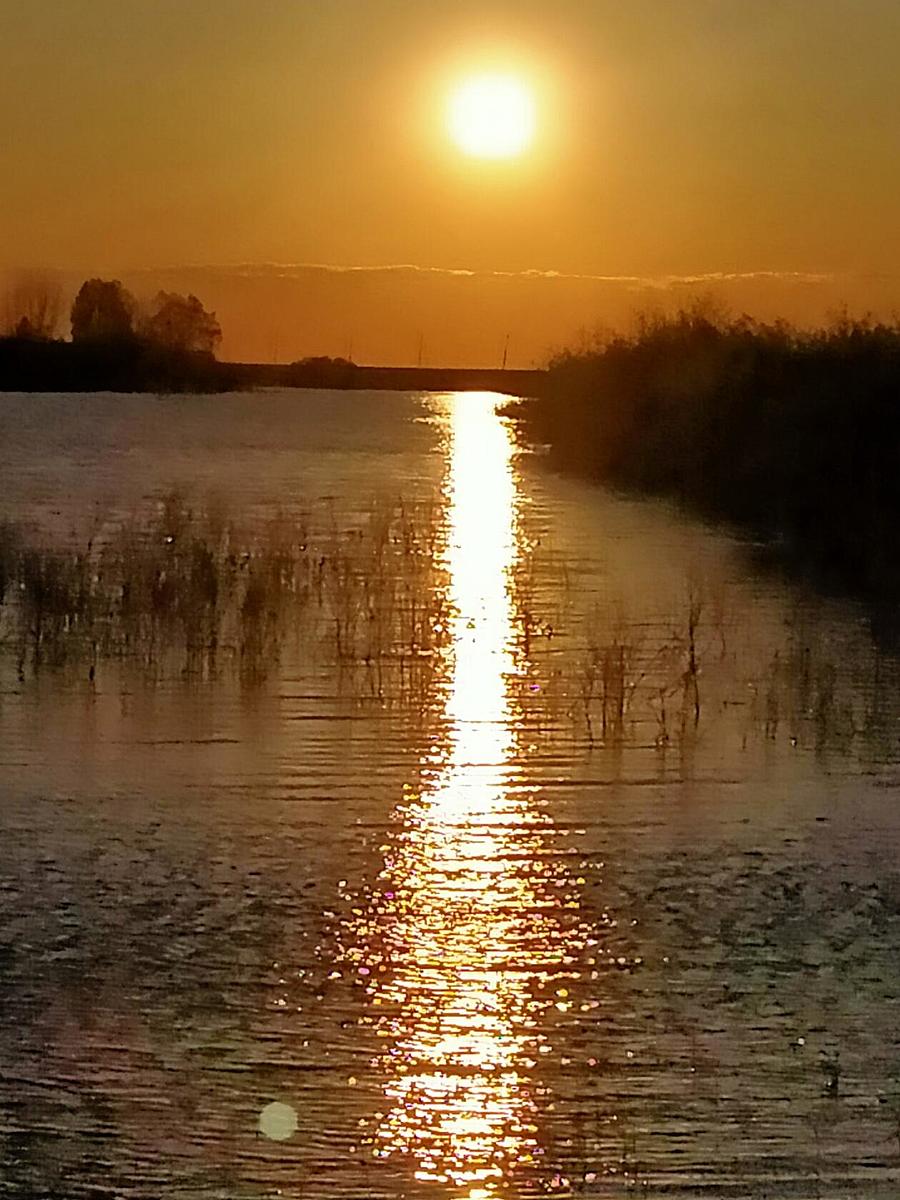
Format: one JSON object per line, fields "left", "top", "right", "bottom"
{"left": 70, "top": 278, "right": 137, "bottom": 343}
{"left": 142, "top": 291, "right": 222, "bottom": 355}
{"left": 513, "top": 307, "right": 900, "bottom": 593}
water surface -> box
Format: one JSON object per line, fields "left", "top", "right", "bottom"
{"left": 1, "top": 389, "right": 899, "bottom": 1199}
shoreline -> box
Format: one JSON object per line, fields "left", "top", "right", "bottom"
{"left": 227, "top": 361, "right": 546, "bottom": 396}
{"left": 504, "top": 312, "right": 900, "bottom": 601}
{"left": 0, "top": 336, "right": 546, "bottom": 396}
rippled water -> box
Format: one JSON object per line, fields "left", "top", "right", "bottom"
{"left": 1, "top": 389, "right": 900, "bottom": 1199}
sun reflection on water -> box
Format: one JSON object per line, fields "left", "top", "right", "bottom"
{"left": 349, "top": 393, "right": 585, "bottom": 1196}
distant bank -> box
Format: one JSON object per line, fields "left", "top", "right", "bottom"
{"left": 0, "top": 336, "right": 545, "bottom": 397}
{"left": 229, "top": 360, "right": 546, "bottom": 397}
{"left": 507, "top": 309, "right": 900, "bottom": 598}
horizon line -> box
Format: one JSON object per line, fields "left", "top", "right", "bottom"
{"left": 128, "top": 261, "right": 845, "bottom": 288}
{"left": 7, "top": 260, "right": 892, "bottom": 290}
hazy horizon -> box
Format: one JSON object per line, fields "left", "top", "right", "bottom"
{"left": 4, "top": 260, "right": 899, "bottom": 367}
{"left": 3, "top": 0, "right": 899, "bottom": 363}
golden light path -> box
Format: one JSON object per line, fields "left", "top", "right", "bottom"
{"left": 353, "top": 394, "right": 585, "bottom": 1197}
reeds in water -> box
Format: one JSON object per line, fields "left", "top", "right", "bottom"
{"left": 0, "top": 492, "right": 449, "bottom": 698}
{"left": 0, "top": 493, "right": 892, "bottom": 761}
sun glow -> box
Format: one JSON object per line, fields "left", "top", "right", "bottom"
{"left": 447, "top": 74, "right": 536, "bottom": 159}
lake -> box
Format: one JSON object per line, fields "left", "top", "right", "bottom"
{"left": 1, "top": 389, "right": 899, "bottom": 1199}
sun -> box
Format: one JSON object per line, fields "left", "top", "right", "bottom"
{"left": 447, "top": 74, "right": 535, "bottom": 160}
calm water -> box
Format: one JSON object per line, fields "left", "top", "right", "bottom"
{"left": 1, "top": 390, "right": 900, "bottom": 1199}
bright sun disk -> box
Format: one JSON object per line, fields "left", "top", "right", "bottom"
{"left": 448, "top": 74, "right": 535, "bottom": 160}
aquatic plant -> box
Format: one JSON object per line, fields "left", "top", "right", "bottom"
{"left": 0, "top": 492, "right": 449, "bottom": 695}
{"left": 0, "top": 491, "right": 892, "bottom": 767}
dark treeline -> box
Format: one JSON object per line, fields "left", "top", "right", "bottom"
{"left": 224, "top": 355, "right": 544, "bottom": 393}
{"left": 0, "top": 275, "right": 233, "bottom": 392}
{"left": 0, "top": 336, "right": 237, "bottom": 393}
{"left": 510, "top": 305, "right": 900, "bottom": 594}
{"left": 279, "top": 357, "right": 543, "bottom": 394}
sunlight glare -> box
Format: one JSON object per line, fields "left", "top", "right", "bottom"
{"left": 343, "top": 393, "right": 587, "bottom": 1193}
{"left": 448, "top": 74, "right": 536, "bottom": 159}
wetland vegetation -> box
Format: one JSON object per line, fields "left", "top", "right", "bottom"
{"left": 1, "top": 489, "right": 892, "bottom": 766}
{"left": 510, "top": 306, "right": 900, "bottom": 596}
{"left": 0, "top": 275, "right": 230, "bottom": 393}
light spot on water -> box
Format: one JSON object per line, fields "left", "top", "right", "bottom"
{"left": 258, "top": 1101, "right": 298, "bottom": 1141}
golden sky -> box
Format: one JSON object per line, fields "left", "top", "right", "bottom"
{"left": 2, "top": 0, "right": 899, "bottom": 363}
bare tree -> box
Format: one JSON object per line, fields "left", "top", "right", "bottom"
{"left": 3, "top": 271, "right": 63, "bottom": 339}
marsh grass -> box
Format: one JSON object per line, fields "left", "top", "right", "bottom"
{"left": 509, "top": 306, "right": 900, "bottom": 596}
{"left": 506, "top": 544, "right": 893, "bottom": 762}
{"left": 1, "top": 498, "right": 305, "bottom": 681}
{"left": 0, "top": 492, "right": 891, "bottom": 761}
{"left": 508, "top": 546, "right": 717, "bottom": 750}
{"left": 576, "top": 621, "right": 641, "bottom": 745}
{"left": 319, "top": 496, "right": 450, "bottom": 704}
{"left": 0, "top": 492, "right": 449, "bottom": 696}
{"left": 573, "top": 598, "right": 708, "bottom": 748}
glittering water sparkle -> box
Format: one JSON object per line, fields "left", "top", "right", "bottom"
{"left": 349, "top": 394, "right": 587, "bottom": 1195}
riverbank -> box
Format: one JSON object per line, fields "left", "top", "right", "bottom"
{"left": 506, "top": 310, "right": 900, "bottom": 596}
{"left": 0, "top": 335, "right": 232, "bottom": 393}
{"left": 0, "top": 336, "right": 545, "bottom": 396}
{"left": 229, "top": 359, "right": 545, "bottom": 395}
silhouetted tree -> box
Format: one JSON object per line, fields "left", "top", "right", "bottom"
{"left": 3, "top": 272, "right": 63, "bottom": 339}
{"left": 70, "top": 279, "right": 137, "bottom": 342}
{"left": 142, "top": 291, "right": 222, "bottom": 355}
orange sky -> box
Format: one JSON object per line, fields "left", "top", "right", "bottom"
{"left": 2, "top": 0, "right": 899, "bottom": 363}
